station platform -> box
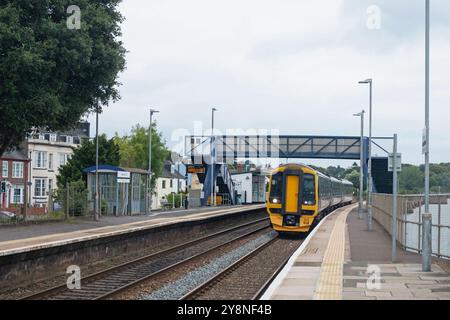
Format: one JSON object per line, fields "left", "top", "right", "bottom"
{"left": 262, "top": 204, "right": 450, "bottom": 300}
{"left": 0, "top": 204, "right": 265, "bottom": 257}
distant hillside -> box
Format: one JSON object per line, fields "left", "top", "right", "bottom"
{"left": 308, "top": 162, "right": 450, "bottom": 194}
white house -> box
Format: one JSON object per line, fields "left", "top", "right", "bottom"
{"left": 26, "top": 123, "right": 90, "bottom": 207}
{"left": 151, "top": 160, "right": 187, "bottom": 210}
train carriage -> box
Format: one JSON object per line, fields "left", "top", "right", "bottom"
{"left": 266, "top": 164, "right": 353, "bottom": 234}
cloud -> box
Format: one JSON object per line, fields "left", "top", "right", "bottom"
{"left": 89, "top": 0, "right": 450, "bottom": 166}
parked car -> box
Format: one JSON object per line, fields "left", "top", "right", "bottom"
{"left": 0, "top": 211, "right": 16, "bottom": 219}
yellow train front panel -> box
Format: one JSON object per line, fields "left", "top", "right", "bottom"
{"left": 266, "top": 164, "right": 319, "bottom": 234}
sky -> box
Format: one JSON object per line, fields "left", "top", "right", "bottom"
{"left": 87, "top": 0, "right": 450, "bottom": 168}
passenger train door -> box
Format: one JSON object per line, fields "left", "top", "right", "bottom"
{"left": 285, "top": 175, "right": 299, "bottom": 213}
{"left": 282, "top": 169, "right": 303, "bottom": 215}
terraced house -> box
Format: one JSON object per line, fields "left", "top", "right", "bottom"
{"left": 0, "top": 150, "right": 30, "bottom": 210}
{"left": 25, "top": 122, "right": 90, "bottom": 207}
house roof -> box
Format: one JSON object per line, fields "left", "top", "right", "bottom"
{"left": 0, "top": 149, "right": 29, "bottom": 161}
{"left": 160, "top": 160, "right": 185, "bottom": 179}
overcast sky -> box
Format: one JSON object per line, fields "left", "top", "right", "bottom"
{"left": 87, "top": 0, "right": 450, "bottom": 167}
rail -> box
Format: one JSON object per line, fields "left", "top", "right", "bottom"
{"left": 20, "top": 216, "right": 270, "bottom": 300}
{"left": 372, "top": 193, "right": 450, "bottom": 260}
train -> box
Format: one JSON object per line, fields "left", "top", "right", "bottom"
{"left": 266, "top": 163, "right": 354, "bottom": 234}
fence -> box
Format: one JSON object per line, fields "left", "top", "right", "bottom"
{"left": 372, "top": 193, "right": 450, "bottom": 260}
{"left": 0, "top": 184, "right": 92, "bottom": 225}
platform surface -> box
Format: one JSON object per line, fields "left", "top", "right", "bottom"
{"left": 0, "top": 204, "right": 265, "bottom": 256}
{"left": 262, "top": 205, "right": 450, "bottom": 300}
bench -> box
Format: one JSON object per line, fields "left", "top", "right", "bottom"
{"left": 160, "top": 199, "right": 172, "bottom": 210}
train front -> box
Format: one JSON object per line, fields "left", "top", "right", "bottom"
{"left": 266, "top": 164, "right": 318, "bottom": 234}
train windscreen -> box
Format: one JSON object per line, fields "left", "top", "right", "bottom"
{"left": 303, "top": 174, "right": 316, "bottom": 205}
{"left": 269, "top": 173, "right": 283, "bottom": 203}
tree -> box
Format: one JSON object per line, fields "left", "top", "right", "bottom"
{"left": 0, "top": 0, "right": 126, "bottom": 155}
{"left": 57, "top": 134, "right": 120, "bottom": 188}
{"left": 114, "top": 123, "right": 169, "bottom": 187}
{"left": 345, "top": 170, "right": 360, "bottom": 190}
{"left": 399, "top": 164, "right": 424, "bottom": 194}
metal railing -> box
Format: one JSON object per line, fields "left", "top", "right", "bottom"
{"left": 372, "top": 193, "right": 450, "bottom": 260}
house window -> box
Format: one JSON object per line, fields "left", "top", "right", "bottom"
{"left": 2, "top": 161, "right": 8, "bottom": 178}
{"left": 48, "top": 154, "right": 53, "bottom": 170}
{"left": 50, "top": 134, "right": 57, "bottom": 142}
{"left": 11, "top": 186, "right": 24, "bottom": 204}
{"left": 35, "top": 151, "right": 47, "bottom": 168}
{"left": 34, "top": 179, "right": 47, "bottom": 197}
{"left": 59, "top": 153, "right": 69, "bottom": 166}
{"left": 12, "top": 162, "right": 24, "bottom": 178}
{"left": 162, "top": 180, "right": 166, "bottom": 189}
{"left": 66, "top": 136, "right": 73, "bottom": 144}
{"left": 49, "top": 179, "right": 53, "bottom": 192}
{"left": 170, "top": 180, "right": 173, "bottom": 188}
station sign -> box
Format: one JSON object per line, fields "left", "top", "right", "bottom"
{"left": 187, "top": 165, "right": 205, "bottom": 174}
{"left": 117, "top": 171, "right": 131, "bottom": 183}
{"left": 388, "top": 153, "right": 402, "bottom": 172}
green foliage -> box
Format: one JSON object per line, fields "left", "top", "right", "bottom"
{"left": 344, "top": 170, "right": 360, "bottom": 190}
{"left": 166, "top": 193, "right": 186, "bottom": 208}
{"left": 312, "top": 162, "right": 450, "bottom": 195}
{"left": 55, "top": 179, "right": 89, "bottom": 216}
{"left": 56, "top": 134, "right": 120, "bottom": 188}
{"left": 398, "top": 164, "right": 424, "bottom": 194}
{"left": 114, "top": 123, "right": 169, "bottom": 187}
{"left": 0, "top": 0, "right": 126, "bottom": 154}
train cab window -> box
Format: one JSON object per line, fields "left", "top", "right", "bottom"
{"left": 303, "top": 174, "right": 316, "bottom": 205}
{"left": 269, "top": 173, "right": 283, "bottom": 204}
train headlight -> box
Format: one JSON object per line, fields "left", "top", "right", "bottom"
{"left": 271, "top": 198, "right": 280, "bottom": 204}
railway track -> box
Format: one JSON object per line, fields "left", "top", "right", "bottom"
{"left": 181, "top": 236, "right": 303, "bottom": 300}
{"left": 21, "top": 217, "right": 270, "bottom": 300}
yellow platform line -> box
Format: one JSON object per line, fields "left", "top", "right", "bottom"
{"left": 313, "top": 207, "right": 351, "bottom": 300}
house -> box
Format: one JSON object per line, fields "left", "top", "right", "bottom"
{"left": 152, "top": 160, "right": 187, "bottom": 209}
{"left": 0, "top": 150, "right": 30, "bottom": 210}
{"left": 25, "top": 122, "right": 90, "bottom": 207}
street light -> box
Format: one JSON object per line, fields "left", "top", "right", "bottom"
{"left": 359, "top": 78, "right": 373, "bottom": 231}
{"left": 353, "top": 110, "right": 365, "bottom": 220}
{"left": 422, "top": 0, "right": 432, "bottom": 272}
{"left": 211, "top": 108, "right": 217, "bottom": 206}
{"left": 94, "top": 107, "right": 100, "bottom": 221}
{"left": 148, "top": 108, "right": 159, "bottom": 215}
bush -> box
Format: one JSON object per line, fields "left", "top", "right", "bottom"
{"left": 166, "top": 193, "right": 186, "bottom": 208}
{"left": 55, "top": 180, "right": 89, "bottom": 216}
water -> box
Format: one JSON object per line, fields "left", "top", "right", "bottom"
{"left": 405, "top": 202, "right": 450, "bottom": 258}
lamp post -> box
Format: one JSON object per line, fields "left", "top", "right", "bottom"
{"left": 148, "top": 108, "right": 159, "bottom": 215}
{"left": 211, "top": 108, "right": 217, "bottom": 206}
{"left": 353, "top": 110, "right": 365, "bottom": 219}
{"left": 359, "top": 78, "right": 373, "bottom": 231}
{"left": 94, "top": 107, "right": 99, "bottom": 221}
{"left": 422, "top": 0, "right": 431, "bottom": 272}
